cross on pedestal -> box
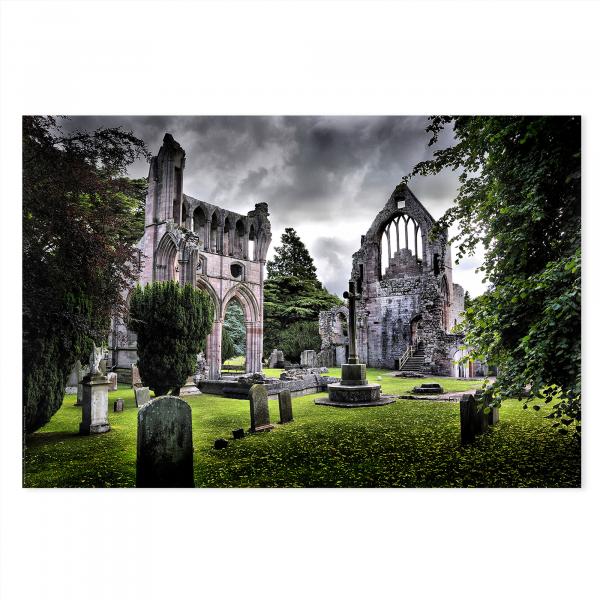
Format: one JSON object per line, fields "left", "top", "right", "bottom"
{"left": 343, "top": 280, "right": 359, "bottom": 365}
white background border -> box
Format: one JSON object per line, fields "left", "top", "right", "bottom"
{"left": 1, "top": 1, "right": 597, "bottom": 599}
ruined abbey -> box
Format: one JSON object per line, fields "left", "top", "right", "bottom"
{"left": 109, "top": 134, "right": 272, "bottom": 379}
{"left": 320, "top": 184, "right": 470, "bottom": 376}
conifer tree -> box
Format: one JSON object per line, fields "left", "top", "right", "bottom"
{"left": 267, "top": 227, "right": 318, "bottom": 280}
{"left": 128, "top": 281, "right": 214, "bottom": 396}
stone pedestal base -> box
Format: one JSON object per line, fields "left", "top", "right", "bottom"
{"left": 316, "top": 382, "right": 394, "bottom": 407}
{"left": 79, "top": 375, "right": 110, "bottom": 435}
{"left": 249, "top": 424, "right": 275, "bottom": 433}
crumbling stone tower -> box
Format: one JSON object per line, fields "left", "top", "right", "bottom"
{"left": 110, "top": 133, "right": 272, "bottom": 379}
{"left": 350, "top": 183, "right": 464, "bottom": 375}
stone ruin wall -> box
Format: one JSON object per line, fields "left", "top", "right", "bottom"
{"left": 345, "top": 183, "right": 465, "bottom": 375}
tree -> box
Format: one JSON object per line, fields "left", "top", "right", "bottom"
{"left": 278, "top": 321, "right": 322, "bottom": 362}
{"left": 267, "top": 227, "right": 318, "bottom": 280}
{"left": 128, "top": 281, "right": 214, "bottom": 396}
{"left": 264, "top": 229, "right": 343, "bottom": 356}
{"left": 23, "top": 116, "right": 149, "bottom": 433}
{"left": 223, "top": 301, "right": 246, "bottom": 358}
{"left": 221, "top": 329, "right": 237, "bottom": 364}
{"left": 408, "top": 116, "right": 580, "bottom": 432}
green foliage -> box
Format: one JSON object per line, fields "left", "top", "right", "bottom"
{"left": 263, "top": 275, "right": 342, "bottom": 355}
{"left": 221, "top": 328, "right": 237, "bottom": 364}
{"left": 23, "top": 116, "right": 149, "bottom": 433}
{"left": 24, "top": 371, "right": 580, "bottom": 488}
{"left": 128, "top": 281, "right": 214, "bottom": 396}
{"left": 264, "top": 228, "right": 342, "bottom": 356}
{"left": 267, "top": 227, "right": 318, "bottom": 280}
{"left": 278, "top": 321, "right": 322, "bottom": 362}
{"left": 223, "top": 301, "right": 246, "bottom": 358}
{"left": 408, "top": 116, "right": 581, "bottom": 431}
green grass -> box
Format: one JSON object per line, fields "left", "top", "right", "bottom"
{"left": 23, "top": 370, "right": 580, "bottom": 488}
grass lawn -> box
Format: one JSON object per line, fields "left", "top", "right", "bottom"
{"left": 23, "top": 370, "right": 580, "bottom": 488}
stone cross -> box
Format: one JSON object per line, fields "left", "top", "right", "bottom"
{"left": 342, "top": 280, "right": 359, "bottom": 365}
{"left": 278, "top": 389, "right": 293, "bottom": 424}
{"left": 249, "top": 384, "right": 274, "bottom": 433}
{"left": 136, "top": 396, "right": 194, "bottom": 487}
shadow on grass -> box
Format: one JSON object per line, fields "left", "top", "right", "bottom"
{"left": 25, "top": 430, "right": 81, "bottom": 448}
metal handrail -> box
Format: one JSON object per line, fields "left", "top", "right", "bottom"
{"left": 398, "top": 343, "right": 414, "bottom": 370}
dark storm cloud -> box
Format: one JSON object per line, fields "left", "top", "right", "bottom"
{"left": 59, "top": 115, "right": 482, "bottom": 296}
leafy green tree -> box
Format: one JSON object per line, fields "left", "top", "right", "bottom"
{"left": 267, "top": 227, "right": 318, "bottom": 280}
{"left": 264, "top": 228, "right": 343, "bottom": 356}
{"left": 223, "top": 301, "right": 246, "bottom": 358}
{"left": 23, "top": 116, "right": 148, "bottom": 433}
{"left": 128, "top": 281, "right": 214, "bottom": 396}
{"left": 408, "top": 116, "right": 580, "bottom": 432}
{"left": 279, "top": 321, "right": 322, "bottom": 362}
{"left": 221, "top": 329, "right": 237, "bottom": 363}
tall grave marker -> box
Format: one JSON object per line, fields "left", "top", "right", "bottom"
{"left": 136, "top": 396, "right": 194, "bottom": 487}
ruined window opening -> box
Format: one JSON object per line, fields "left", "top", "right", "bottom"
{"left": 223, "top": 217, "right": 232, "bottom": 256}
{"left": 248, "top": 225, "right": 256, "bottom": 261}
{"left": 380, "top": 214, "right": 422, "bottom": 278}
{"left": 173, "top": 167, "right": 182, "bottom": 223}
{"left": 193, "top": 207, "right": 207, "bottom": 249}
{"left": 433, "top": 253, "right": 440, "bottom": 276}
{"left": 234, "top": 219, "right": 245, "bottom": 258}
{"left": 230, "top": 263, "right": 244, "bottom": 280}
{"left": 210, "top": 213, "right": 218, "bottom": 253}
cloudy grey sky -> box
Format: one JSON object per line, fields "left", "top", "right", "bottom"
{"left": 60, "top": 116, "right": 485, "bottom": 298}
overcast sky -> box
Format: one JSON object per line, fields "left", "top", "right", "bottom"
{"left": 60, "top": 116, "right": 486, "bottom": 298}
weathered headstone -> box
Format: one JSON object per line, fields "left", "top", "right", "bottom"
{"left": 113, "top": 398, "right": 124, "bottom": 412}
{"left": 107, "top": 371, "right": 118, "bottom": 392}
{"left": 136, "top": 396, "right": 194, "bottom": 488}
{"left": 131, "top": 363, "right": 142, "bottom": 388}
{"left": 268, "top": 349, "right": 284, "bottom": 369}
{"left": 278, "top": 389, "right": 293, "bottom": 424}
{"left": 214, "top": 438, "right": 228, "bottom": 450}
{"left": 300, "top": 349, "right": 317, "bottom": 368}
{"left": 232, "top": 428, "right": 245, "bottom": 440}
{"left": 460, "top": 393, "right": 489, "bottom": 445}
{"left": 248, "top": 384, "right": 274, "bottom": 433}
{"left": 65, "top": 360, "right": 81, "bottom": 394}
{"left": 134, "top": 386, "right": 151, "bottom": 408}
{"left": 75, "top": 382, "right": 84, "bottom": 407}
{"left": 79, "top": 374, "right": 110, "bottom": 435}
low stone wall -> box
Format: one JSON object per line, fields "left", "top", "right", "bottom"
{"left": 197, "top": 374, "right": 340, "bottom": 399}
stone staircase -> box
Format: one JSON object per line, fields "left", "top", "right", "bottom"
{"left": 399, "top": 348, "right": 425, "bottom": 373}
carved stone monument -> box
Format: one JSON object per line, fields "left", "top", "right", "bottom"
{"left": 249, "top": 384, "right": 274, "bottom": 433}
{"left": 79, "top": 345, "right": 110, "bottom": 434}
{"left": 136, "top": 396, "right": 194, "bottom": 487}
{"left": 316, "top": 281, "right": 394, "bottom": 408}
{"left": 278, "top": 389, "right": 293, "bottom": 424}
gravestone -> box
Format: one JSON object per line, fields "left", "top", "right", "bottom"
{"left": 214, "top": 438, "right": 228, "bottom": 450}
{"left": 65, "top": 360, "right": 81, "bottom": 394}
{"left": 136, "top": 396, "right": 194, "bottom": 488}
{"left": 113, "top": 398, "right": 124, "bottom": 412}
{"left": 232, "top": 428, "right": 245, "bottom": 440}
{"left": 131, "top": 364, "right": 142, "bottom": 388}
{"left": 79, "top": 374, "right": 110, "bottom": 435}
{"left": 75, "top": 382, "right": 84, "bottom": 407}
{"left": 300, "top": 350, "right": 317, "bottom": 368}
{"left": 460, "top": 394, "right": 489, "bottom": 445}
{"left": 413, "top": 382, "right": 444, "bottom": 394}
{"left": 268, "top": 349, "right": 285, "bottom": 369}
{"left": 475, "top": 390, "right": 500, "bottom": 426}
{"left": 278, "top": 389, "right": 293, "bottom": 424}
{"left": 248, "top": 384, "right": 274, "bottom": 433}
{"left": 107, "top": 371, "right": 118, "bottom": 392}
{"left": 134, "top": 386, "right": 151, "bottom": 408}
